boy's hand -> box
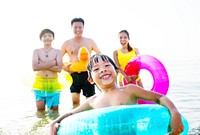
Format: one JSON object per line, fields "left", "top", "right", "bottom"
{"left": 169, "top": 112, "right": 184, "bottom": 135}
{"left": 50, "top": 122, "right": 60, "bottom": 135}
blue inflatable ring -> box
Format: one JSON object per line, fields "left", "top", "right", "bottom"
{"left": 57, "top": 105, "right": 189, "bottom": 135}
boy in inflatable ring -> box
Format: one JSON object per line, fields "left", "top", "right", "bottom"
{"left": 50, "top": 54, "right": 184, "bottom": 135}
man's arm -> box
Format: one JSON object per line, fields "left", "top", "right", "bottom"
{"left": 61, "top": 42, "right": 73, "bottom": 73}
{"left": 61, "top": 42, "right": 67, "bottom": 57}
{"left": 91, "top": 39, "right": 101, "bottom": 54}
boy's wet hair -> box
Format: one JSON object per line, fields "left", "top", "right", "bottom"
{"left": 71, "top": 17, "right": 84, "bottom": 26}
{"left": 39, "top": 29, "right": 54, "bottom": 40}
{"left": 87, "top": 54, "right": 118, "bottom": 78}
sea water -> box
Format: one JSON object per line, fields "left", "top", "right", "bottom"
{"left": 0, "top": 60, "right": 199, "bottom": 135}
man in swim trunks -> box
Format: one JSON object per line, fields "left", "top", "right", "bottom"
{"left": 32, "top": 29, "right": 63, "bottom": 118}
{"left": 61, "top": 18, "right": 101, "bottom": 108}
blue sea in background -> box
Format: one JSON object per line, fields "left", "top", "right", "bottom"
{"left": 165, "top": 59, "right": 200, "bottom": 135}
{"left": 0, "top": 59, "right": 199, "bottom": 135}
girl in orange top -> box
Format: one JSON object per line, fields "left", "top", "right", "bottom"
{"left": 113, "top": 30, "right": 143, "bottom": 87}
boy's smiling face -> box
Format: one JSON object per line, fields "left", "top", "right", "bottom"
{"left": 90, "top": 56, "right": 117, "bottom": 88}
{"left": 41, "top": 32, "right": 54, "bottom": 45}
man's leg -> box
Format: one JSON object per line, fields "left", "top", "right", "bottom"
{"left": 71, "top": 93, "right": 80, "bottom": 108}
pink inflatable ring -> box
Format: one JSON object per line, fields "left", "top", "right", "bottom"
{"left": 123, "top": 55, "right": 169, "bottom": 104}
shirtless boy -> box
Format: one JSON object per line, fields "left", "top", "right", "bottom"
{"left": 32, "top": 29, "right": 63, "bottom": 118}
{"left": 51, "top": 54, "right": 184, "bottom": 135}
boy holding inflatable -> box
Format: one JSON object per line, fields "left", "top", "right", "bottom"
{"left": 50, "top": 54, "right": 184, "bottom": 135}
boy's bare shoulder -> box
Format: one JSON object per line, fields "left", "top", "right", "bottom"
{"left": 52, "top": 48, "right": 61, "bottom": 53}
{"left": 124, "top": 84, "right": 139, "bottom": 91}
{"left": 53, "top": 48, "right": 61, "bottom": 51}
{"left": 33, "top": 48, "right": 41, "bottom": 53}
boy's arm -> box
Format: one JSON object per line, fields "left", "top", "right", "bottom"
{"left": 159, "top": 97, "right": 184, "bottom": 135}
{"left": 50, "top": 96, "right": 94, "bottom": 135}
{"left": 128, "top": 85, "right": 184, "bottom": 135}
{"left": 50, "top": 111, "right": 73, "bottom": 135}
{"left": 47, "top": 50, "right": 63, "bottom": 72}
{"left": 32, "top": 50, "right": 56, "bottom": 71}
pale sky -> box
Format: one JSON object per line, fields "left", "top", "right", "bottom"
{"left": 0, "top": 0, "right": 200, "bottom": 80}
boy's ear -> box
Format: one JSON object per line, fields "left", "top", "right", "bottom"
{"left": 88, "top": 77, "right": 94, "bottom": 84}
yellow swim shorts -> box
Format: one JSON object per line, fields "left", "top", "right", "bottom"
{"left": 32, "top": 76, "right": 64, "bottom": 92}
